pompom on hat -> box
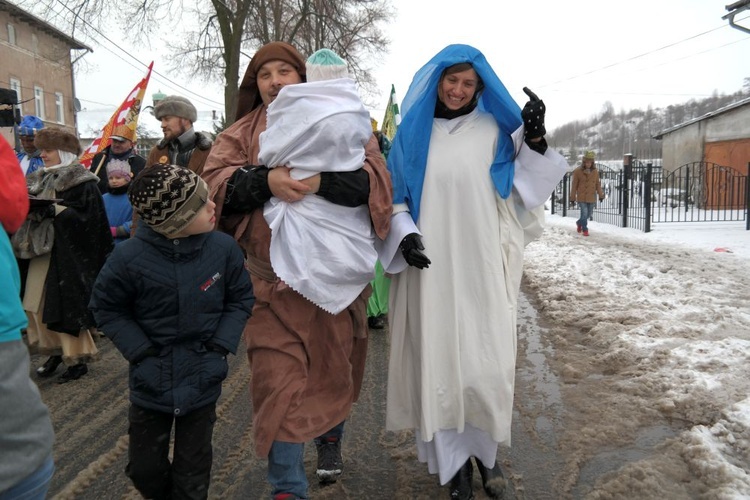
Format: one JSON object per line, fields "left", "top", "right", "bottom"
{"left": 18, "top": 115, "right": 44, "bottom": 136}
{"left": 154, "top": 96, "right": 198, "bottom": 123}
{"left": 128, "top": 164, "right": 209, "bottom": 237}
{"left": 33, "top": 127, "right": 82, "bottom": 156}
{"left": 305, "top": 48, "right": 349, "bottom": 82}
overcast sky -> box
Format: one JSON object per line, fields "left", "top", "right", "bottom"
{"left": 69, "top": 0, "right": 749, "bottom": 131}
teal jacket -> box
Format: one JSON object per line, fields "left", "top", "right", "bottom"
{"left": 0, "top": 225, "right": 56, "bottom": 492}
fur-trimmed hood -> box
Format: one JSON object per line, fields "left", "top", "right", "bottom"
{"left": 26, "top": 164, "right": 99, "bottom": 195}
{"left": 156, "top": 131, "right": 212, "bottom": 151}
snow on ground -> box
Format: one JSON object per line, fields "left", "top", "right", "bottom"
{"left": 522, "top": 214, "right": 750, "bottom": 498}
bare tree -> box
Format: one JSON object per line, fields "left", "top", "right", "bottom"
{"left": 17, "top": 0, "right": 392, "bottom": 124}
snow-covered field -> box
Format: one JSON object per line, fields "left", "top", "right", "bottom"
{"left": 523, "top": 214, "right": 750, "bottom": 498}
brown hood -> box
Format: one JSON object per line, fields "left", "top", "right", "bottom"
{"left": 236, "top": 41, "right": 307, "bottom": 121}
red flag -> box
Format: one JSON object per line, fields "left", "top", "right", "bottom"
{"left": 80, "top": 62, "right": 153, "bottom": 169}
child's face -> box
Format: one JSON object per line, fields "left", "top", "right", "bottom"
{"left": 109, "top": 175, "right": 130, "bottom": 188}
{"left": 172, "top": 199, "right": 216, "bottom": 238}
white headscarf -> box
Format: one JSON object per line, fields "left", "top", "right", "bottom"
{"left": 43, "top": 150, "right": 79, "bottom": 171}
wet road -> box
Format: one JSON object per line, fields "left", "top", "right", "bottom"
{"left": 33, "top": 285, "right": 680, "bottom": 499}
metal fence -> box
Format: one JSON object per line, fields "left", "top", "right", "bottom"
{"left": 551, "top": 158, "right": 749, "bottom": 232}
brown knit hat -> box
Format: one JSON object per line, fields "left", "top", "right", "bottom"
{"left": 128, "top": 164, "right": 209, "bottom": 237}
{"left": 34, "top": 127, "right": 82, "bottom": 156}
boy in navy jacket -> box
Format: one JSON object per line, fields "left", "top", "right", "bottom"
{"left": 90, "top": 163, "right": 254, "bottom": 500}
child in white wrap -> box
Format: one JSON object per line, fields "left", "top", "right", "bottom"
{"left": 258, "top": 49, "right": 376, "bottom": 314}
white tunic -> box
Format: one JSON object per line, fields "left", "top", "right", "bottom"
{"left": 386, "top": 110, "right": 566, "bottom": 484}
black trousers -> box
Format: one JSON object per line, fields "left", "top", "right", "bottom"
{"left": 126, "top": 403, "right": 216, "bottom": 500}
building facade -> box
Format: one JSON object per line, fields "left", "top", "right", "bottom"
{"left": 0, "top": 0, "right": 90, "bottom": 147}
{"left": 654, "top": 97, "right": 750, "bottom": 176}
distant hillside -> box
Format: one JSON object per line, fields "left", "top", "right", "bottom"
{"left": 547, "top": 83, "right": 750, "bottom": 163}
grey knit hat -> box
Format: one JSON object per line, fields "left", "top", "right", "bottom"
{"left": 154, "top": 96, "right": 197, "bottom": 122}
{"left": 129, "top": 164, "right": 208, "bottom": 237}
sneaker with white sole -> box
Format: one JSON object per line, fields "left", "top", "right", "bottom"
{"left": 315, "top": 438, "right": 343, "bottom": 484}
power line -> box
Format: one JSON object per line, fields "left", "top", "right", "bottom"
{"left": 50, "top": 0, "right": 223, "bottom": 109}
{"left": 539, "top": 16, "right": 750, "bottom": 89}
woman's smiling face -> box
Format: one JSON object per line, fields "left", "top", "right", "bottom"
{"left": 438, "top": 67, "right": 479, "bottom": 111}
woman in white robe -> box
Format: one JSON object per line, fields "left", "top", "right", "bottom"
{"left": 383, "top": 44, "right": 567, "bottom": 499}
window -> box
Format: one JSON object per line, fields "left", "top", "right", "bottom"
{"left": 55, "top": 93, "right": 64, "bottom": 124}
{"left": 9, "top": 78, "right": 21, "bottom": 113}
{"left": 34, "top": 86, "right": 45, "bottom": 119}
{"left": 32, "top": 34, "right": 38, "bottom": 54}
{"left": 7, "top": 24, "right": 15, "bottom": 45}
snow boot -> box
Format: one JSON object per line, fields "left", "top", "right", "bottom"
{"left": 475, "top": 458, "right": 506, "bottom": 499}
{"left": 449, "top": 460, "right": 474, "bottom": 499}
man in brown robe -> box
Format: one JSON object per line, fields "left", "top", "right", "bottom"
{"left": 201, "top": 42, "right": 392, "bottom": 499}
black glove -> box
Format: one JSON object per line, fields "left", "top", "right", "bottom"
{"left": 521, "top": 87, "right": 546, "bottom": 140}
{"left": 205, "top": 341, "right": 229, "bottom": 356}
{"left": 400, "top": 233, "right": 431, "bottom": 269}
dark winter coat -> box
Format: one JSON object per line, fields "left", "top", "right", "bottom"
{"left": 91, "top": 146, "right": 147, "bottom": 193}
{"left": 89, "top": 224, "right": 254, "bottom": 416}
{"left": 146, "top": 131, "right": 212, "bottom": 176}
{"left": 25, "top": 165, "right": 114, "bottom": 335}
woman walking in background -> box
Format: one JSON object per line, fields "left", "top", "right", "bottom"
{"left": 14, "top": 127, "right": 112, "bottom": 383}
{"left": 571, "top": 150, "right": 605, "bottom": 236}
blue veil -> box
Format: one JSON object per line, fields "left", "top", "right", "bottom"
{"left": 387, "top": 44, "right": 522, "bottom": 222}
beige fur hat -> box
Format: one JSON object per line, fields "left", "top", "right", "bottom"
{"left": 154, "top": 96, "right": 197, "bottom": 123}
{"left": 34, "top": 127, "right": 82, "bottom": 156}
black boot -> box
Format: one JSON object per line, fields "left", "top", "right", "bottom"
{"left": 448, "top": 459, "right": 474, "bottom": 500}
{"left": 57, "top": 363, "right": 88, "bottom": 384}
{"left": 367, "top": 315, "right": 385, "bottom": 330}
{"left": 475, "top": 458, "right": 506, "bottom": 499}
{"left": 36, "top": 355, "right": 63, "bottom": 377}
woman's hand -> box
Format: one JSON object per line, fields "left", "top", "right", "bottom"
{"left": 400, "top": 233, "right": 431, "bottom": 269}
{"left": 521, "top": 87, "right": 546, "bottom": 139}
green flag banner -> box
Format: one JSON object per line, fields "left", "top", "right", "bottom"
{"left": 381, "top": 84, "right": 400, "bottom": 141}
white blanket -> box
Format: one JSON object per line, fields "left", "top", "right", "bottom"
{"left": 259, "top": 79, "right": 376, "bottom": 314}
